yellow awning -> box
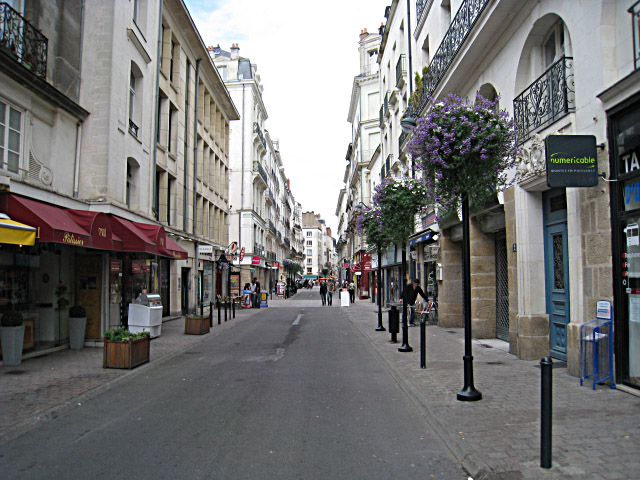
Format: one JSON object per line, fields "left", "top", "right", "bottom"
{"left": 0, "top": 219, "right": 37, "bottom": 246}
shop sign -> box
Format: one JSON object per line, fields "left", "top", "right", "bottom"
{"left": 545, "top": 135, "right": 598, "bottom": 187}
{"left": 343, "top": 263, "right": 350, "bottom": 269}
{"left": 62, "top": 232, "right": 85, "bottom": 246}
{"left": 251, "top": 256, "right": 261, "bottom": 265}
{"left": 132, "top": 262, "right": 143, "bottom": 274}
{"left": 110, "top": 259, "right": 122, "bottom": 272}
{"left": 198, "top": 245, "right": 213, "bottom": 254}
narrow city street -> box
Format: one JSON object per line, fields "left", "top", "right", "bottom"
{"left": 0, "top": 291, "right": 467, "bottom": 480}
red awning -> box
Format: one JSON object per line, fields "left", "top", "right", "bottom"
{"left": 166, "top": 237, "right": 188, "bottom": 259}
{"left": 3, "top": 194, "right": 91, "bottom": 247}
{"left": 132, "top": 222, "right": 169, "bottom": 256}
{"left": 108, "top": 216, "right": 155, "bottom": 253}
{"left": 66, "top": 210, "right": 113, "bottom": 250}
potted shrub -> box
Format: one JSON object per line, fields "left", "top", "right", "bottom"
{"left": 103, "top": 328, "right": 150, "bottom": 369}
{"left": 1, "top": 311, "right": 24, "bottom": 365}
{"left": 68, "top": 305, "right": 87, "bottom": 350}
{"left": 184, "top": 314, "right": 210, "bottom": 335}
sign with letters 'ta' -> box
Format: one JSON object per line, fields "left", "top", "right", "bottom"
{"left": 545, "top": 135, "right": 599, "bottom": 187}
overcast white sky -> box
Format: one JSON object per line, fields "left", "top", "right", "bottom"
{"left": 183, "top": 0, "right": 389, "bottom": 233}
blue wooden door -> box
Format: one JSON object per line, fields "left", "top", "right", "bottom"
{"left": 543, "top": 191, "right": 570, "bottom": 361}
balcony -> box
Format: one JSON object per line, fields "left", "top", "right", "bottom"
{"left": 0, "top": 2, "right": 48, "bottom": 79}
{"left": 384, "top": 91, "right": 391, "bottom": 117}
{"left": 385, "top": 154, "right": 392, "bottom": 174}
{"left": 395, "top": 54, "right": 407, "bottom": 88}
{"left": 379, "top": 104, "right": 384, "bottom": 128}
{"left": 415, "top": 0, "right": 490, "bottom": 113}
{"left": 416, "top": 0, "right": 430, "bottom": 24}
{"left": 253, "top": 122, "right": 267, "bottom": 150}
{"left": 253, "top": 160, "right": 268, "bottom": 186}
{"left": 513, "top": 56, "right": 575, "bottom": 145}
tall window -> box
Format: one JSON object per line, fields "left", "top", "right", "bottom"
{"left": 129, "top": 64, "right": 142, "bottom": 137}
{"left": 217, "top": 65, "right": 227, "bottom": 81}
{"left": 0, "top": 101, "right": 21, "bottom": 174}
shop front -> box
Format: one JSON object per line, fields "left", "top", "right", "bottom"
{"left": 608, "top": 90, "right": 640, "bottom": 390}
{"left": 0, "top": 193, "right": 187, "bottom": 357}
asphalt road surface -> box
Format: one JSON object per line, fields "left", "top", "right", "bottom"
{"left": 1, "top": 289, "right": 467, "bottom": 479}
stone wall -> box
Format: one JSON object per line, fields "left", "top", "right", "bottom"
{"left": 439, "top": 230, "right": 462, "bottom": 327}
{"left": 470, "top": 218, "right": 496, "bottom": 338}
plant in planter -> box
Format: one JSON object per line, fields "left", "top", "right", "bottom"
{"left": 55, "top": 282, "right": 69, "bottom": 310}
{"left": 103, "top": 328, "right": 150, "bottom": 369}
{"left": 184, "top": 313, "right": 210, "bottom": 335}
{"left": 1, "top": 311, "right": 25, "bottom": 365}
{"left": 68, "top": 305, "right": 87, "bottom": 350}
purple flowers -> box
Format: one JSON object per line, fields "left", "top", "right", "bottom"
{"left": 407, "top": 93, "right": 518, "bottom": 213}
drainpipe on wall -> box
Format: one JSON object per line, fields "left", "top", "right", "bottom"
{"left": 151, "top": 0, "right": 164, "bottom": 219}
{"left": 240, "top": 84, "right": 246, "bottom": 250}
{"left": 193, "top": 59, "right": 200, "bottom": 236}
{"left": 73, "top": 123, "right": 82, "bottom": 198}
{"left": 193, "top": 60, "right": 201, "bottom": 315}
{"left": 183, "top": 61, "right": 190, "bottom": 232}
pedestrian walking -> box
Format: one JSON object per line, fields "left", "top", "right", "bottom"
{"left": 319, "top": 281, "right": 327, "bottom": 305}
{"left": 348, "top": 282, "right": 355, "bottom": 304}
{"left": 327, "top": 280, "right": 335, "bottom": 306}
{"left": 251, "top": 277, "right": 261, "bottom": 308}
{"left": 404, "top": 278, "right": 427, "bottom": 326}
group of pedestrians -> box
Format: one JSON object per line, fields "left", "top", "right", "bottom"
{"left": 242, "top": 277, "right": 262, "bottom": 308}
{"left": 319, "top": 280, "right": 355, "bottom": 306}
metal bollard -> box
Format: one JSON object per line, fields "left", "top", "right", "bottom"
{"left": 200, "top": 301, "right": 203, "bottom": 316}
{"left": 217, "top": 300, "right": 221, "bottom": 325}
{"left": 209, "top": 302, "right": 213, "bottom": 328}
{"left": 224, "top": 298, "right": 228, "bottom": 322}
{"left": 420, "top": 318, "right": 426, "bottom": 369}
{"left": 232, "top": 298, "right": 236, "bottom": 318}
{"left": 540, "top": 356, "right": 552, "bottom": 469}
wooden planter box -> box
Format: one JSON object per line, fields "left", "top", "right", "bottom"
{"left": 184, "top": 315, "right": 210, "bottom": 335}
{"left": 103, "top": 336, "right": 150, "bottom": 369}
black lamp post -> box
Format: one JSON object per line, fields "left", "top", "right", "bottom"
{"left": 355, "top": 202, "right": 385, "bottom": 332}
{"left": 456, "top": 197, "right": 482, "bottom": 401}
{"left": 402, "top": 113, "right": 480, "bottom": 400}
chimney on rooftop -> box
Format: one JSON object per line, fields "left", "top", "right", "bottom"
{"left": 359, "top": 28, "right": 368, "bottom": 40}
{"left": 231, "top": 43, "right": 239, "bottom": 60}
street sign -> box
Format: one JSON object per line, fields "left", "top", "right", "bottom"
{"left": 546, "top": 135, "right": 599, "bottom": 187}
{"left": 228, "top": 242, "right": 238, "bottom": 254}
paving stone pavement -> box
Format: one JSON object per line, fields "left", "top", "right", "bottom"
{"left": 1, "top": 296, "right": 639, "bottom": 480}
{"left": 340, "top": 299, "right": 640, "bottom": 480}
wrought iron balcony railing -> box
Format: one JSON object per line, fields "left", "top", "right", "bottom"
{"left": 386, "top": 154, "right": 392, "bottom": 174}
{"left": 253, "top": 160, "right": 268, "bottom": 185}
{"left": 0, "top": 2, "right": 48, "bottom": 79}
{"left": 630, "top": 1, "right": 640, "bottom": 70}
{"left": 128, "top": 119, "right": 139, "bottom": 137}
{"left": 379, "top": 104, "right": 384, "bottom": 128}
{"left": 395, "top": 54, "right": 406, "bottom": 88}
{"left": 415, "top": 0, "right": 489, "bottom": 113}
{"left": 253, "top": 122, "right": 267, "bottom": 150}
{"left": 416, "top": 0, "right": 430, "bottom": 24}
{"left": 513, "top": 56, "right": 575, "bottom": 145}
{"left": 384, "top": 91, "right": 391, "bottom": 117}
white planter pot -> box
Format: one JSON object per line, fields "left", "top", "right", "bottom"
{"left": 0, "top": 325, "right": 25, "bottom": 365}
{"left": 68, "top": 316, "right": 87, "bottom": 350}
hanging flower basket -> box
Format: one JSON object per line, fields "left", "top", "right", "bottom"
{"left": 407, "top": 93, "right": 518, "bottom": 214}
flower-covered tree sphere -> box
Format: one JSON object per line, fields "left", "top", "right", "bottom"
{"left": 371, "top": 176, "right": 429, "bottom": 246}
{"left": 407, "top": 93, "right": 518, "bottom": 213}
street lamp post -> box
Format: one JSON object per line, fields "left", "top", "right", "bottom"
{"left": 355, "top": 202, "right": 385, "bottom": 332}
{"left": 456, "top": 196, "right": 482, "bottom": 401}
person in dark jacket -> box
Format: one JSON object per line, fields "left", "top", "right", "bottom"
{"left": 319, "top": 281, "right": 327, "bottom": 305}
{"left": 404, "top": 279, "right": 427, "bottom": 326}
